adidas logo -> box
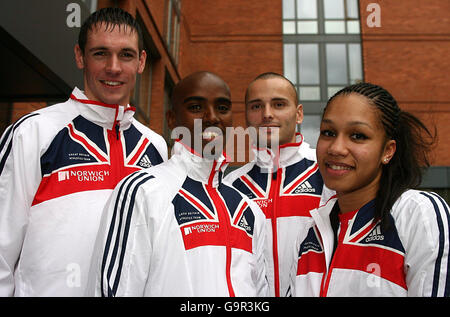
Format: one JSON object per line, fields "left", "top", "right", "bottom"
{"left": 239, "top": 216, "right": 252, "bottom": 233}
{"left": 365, "top": 225, "right": 384, "bottom": 242}
{"left": 138, "top": 154, "right": 152, "bottom": 168}
{"left": 293, "top": 181, "right": 315, "bottom": 193}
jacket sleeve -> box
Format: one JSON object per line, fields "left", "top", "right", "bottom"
{"left": 0, "top": 114, "right": 42, "bottom": 296}
{"left": 86, "top": 171, "right": 157, "bottom": 297}
{"left": 396, "top": 191, "right": 450, "bottom": 297}
{"left": 286, "top": 219, "right": 316, "bottom": 297}
{"left": 247, "top": 199, "right": 269, "bottom": 297}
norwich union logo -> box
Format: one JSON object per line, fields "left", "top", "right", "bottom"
{"left": 58, "top": 170, "right": 110, "bottom": 182}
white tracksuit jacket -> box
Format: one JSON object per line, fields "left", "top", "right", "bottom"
{"left": 0, "top": 88, "right": 167, "bottom": 296}
{"left": 291, "top": 190, "right": 450, "bottom": 297}
{"left": 224, "top": 133, "right": 333, "bottom": 296}
{"left": 86, "top": 140, "right": 269, "bottom": 297}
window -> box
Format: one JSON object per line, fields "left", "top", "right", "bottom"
{"left": 282, "top": 0, "right": 363, "bottom": 145}
{"left": 132, "top": 44, "right": 153, "bottom": 125}
{"left": 166, "top": 0, "right": 181, "bottom": 65}
{"left": 80, "top": 0, "right": 97, "bottom": 13}
{"left": 163, "top": 72, "right": 175, "bottom": 147}
{"left": 283, "top": 0, "right": 360, "bottom": 35}
{"left": 131, "top": 13, "right": 160, "bottom": 126}
{"left": 323, "top": 0, "right": 360, "bottom": 34}
{"left": 283, "top": 0, "right": 318, "bottom": 34}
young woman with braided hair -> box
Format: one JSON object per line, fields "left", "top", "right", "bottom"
{"left": 290, "top": 82, "right": 449, "bottom": 297}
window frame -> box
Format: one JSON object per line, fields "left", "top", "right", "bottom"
{"left": 131, "top": 12, "right": 161, "bottom": 126}
{"left": 283, "top": 0, "right": 363, "bottom": 116}
{"left": 166, "top": 0, "right": 181, "bottom": 65}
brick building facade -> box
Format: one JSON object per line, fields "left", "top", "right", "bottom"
{"left": 1, "top": 0, "right": 449, "bottom": 197}
{"left": 360, "top": 0, "right": 450, "bottom": 166}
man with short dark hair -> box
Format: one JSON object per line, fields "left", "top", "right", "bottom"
{"left": 87, "top": 71, "right": 268, "bottom": 296}
{"left": 0, "top": 7, "right": 167, "bottom": 296}
{"left": 225, "top": 72, "right": 332, "bottom": 296}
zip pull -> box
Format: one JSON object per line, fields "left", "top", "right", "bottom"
{"left": 218, "top": 170, "right": 223, "bottom": 185}
{"left": 115, "top": 122, "right": 120, "bottom": 140}
{"left": 272, "top": 169, "right": 278, "bottom": 180}
{"left": 272, "top": 160, "right": 279, "bottom": 180}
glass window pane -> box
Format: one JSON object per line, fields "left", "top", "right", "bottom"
{"left": 283, "top": 21, "right": 296, "bottom": 34}
{"left": 326, "top": 44, "right": 348, "bottom": 85}
{"left": 347, "top": 20, "right": 360, "bottom": 34}
{"left": 348, "top": 44, "right": 362, "bottom": 84}
{"left": 283, "top": 0, "right": 296, "bottom": 19}
{"left": 300, "top": 114, "right": 321, "bottom": 147}
{"left": 298, "top": 44, "right": 320, "bottom": 84}
{"left": 324, "top": 0, "right": 344, "bottom": 19}
{"left": 167, "top": 0, "right": 181, "bottom": 62}
{"left": 325, "top": 21, "right": 346, "bottom": 34}
{"left": 299, "top": 86, "right": 321, "bottom": 100}
{"left": 138, "top": 62, "right": 152, "bottom": 118}
{"left": 297, "top": 21, "right": 318, "bottom": 34}
{"left": 328, "top": 86, "right": 344, "bottom": 99}
{"left": 171, "top": 16, "right": 180, "bottom": 60}
{"left": 346, "top": 0, "right": 359, "bottom": 19}
{"left": 297, "top": 0, "right": 317, "bottom": 19}
{"left": 284, "top": 44, "right": 297, "bottom": 85}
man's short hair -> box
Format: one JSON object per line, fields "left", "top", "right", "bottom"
{"left": 170, "top": 71, "right": 231, "bottom": 110}
{"left": 245, "top": 72, "right": 298, "bottom": 104}
{"left": 78, "top": 7, "right": 143, "bottom": 53}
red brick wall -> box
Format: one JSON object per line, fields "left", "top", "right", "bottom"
{"left": 179, "top": 0, "right": 283, "bottom": 117}
{"left": 11, "top": 102, "right": 47, "bottom": 123}
{"left": 178, "top": 0, "right": 283, "bottom": 162}
{"left": 360, "top": 0, "right": 450, "bottom": 165}
{"left": 7, "top": 0, "right": 178, "bottom": 137}
{"left": 99, "top": 0, "right": 181, "bottom": 136}
{"left": 6, "top": 1, "right": 449, "bottom": 167}
{"left": 136, "top": 1, "right": 180, "bottom": 135}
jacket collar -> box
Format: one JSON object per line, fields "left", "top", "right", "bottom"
{"left": 69, "top": 87, "right": 136, "bottom": 130}
{"left": 309, "top": 195, "right": 337, "bottom": 269}
{"left": 253, "top": 133, "right": 309, "bottom": 171}
{"left": 171, "top": 140, "right": 229, "bottom": 187}
{"left": 309, "top": 196, "right": 378, "bottom": 269}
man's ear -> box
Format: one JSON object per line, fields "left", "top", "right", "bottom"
{"left": 166, "top": 109, "right": 176, "bottom": 131}
{"left": 74, "top": 44, "right": 85, "bottom": 70}
{"left": 137, "top": 50, "right": 147, "bottom": 74}
{"left": 296, "top": 104, "right": 304, "bottom": 125}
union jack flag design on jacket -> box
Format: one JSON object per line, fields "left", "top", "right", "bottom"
{"left": 89, "top": 140, "right": 268, "bottom": 297}
{"left": 231, "top": 158, "right": 323, "bottom": 218}
{"left": 173, "top": 176, "right": 255, "bottom": 253}
{"left": 0, "top": 87, "right": 168, "bottom": 296}
{"left": 224, "top": 134, "right": 333, "bottom": 297}
{"left": 292, "top": 191, "right": 450, "bottom": 297}
{"left": 33, "top": 113, "right": 165, "bottom": 205}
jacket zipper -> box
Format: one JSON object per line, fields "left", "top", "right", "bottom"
{"left": 115, "top": 121, "right": 120, "bottom": 140}
{"left": 206, "top": 184, "right": 235, "bottom": 297}
{"left": 108, "top": 119, "right": 125, "bottom": 184}
{"left": 270, "top": 168, "right": 281, "bottom": 297}
{"left": 319, "top": 217, "right": 351, "bottom": 296}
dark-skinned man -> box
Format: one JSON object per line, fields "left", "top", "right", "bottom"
{"left": 87, "top": 71, "right": 268, "bottom": 296}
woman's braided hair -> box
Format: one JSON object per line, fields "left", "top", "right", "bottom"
{"left": 326, "top": 82, "right": 436, "bottom": 228}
